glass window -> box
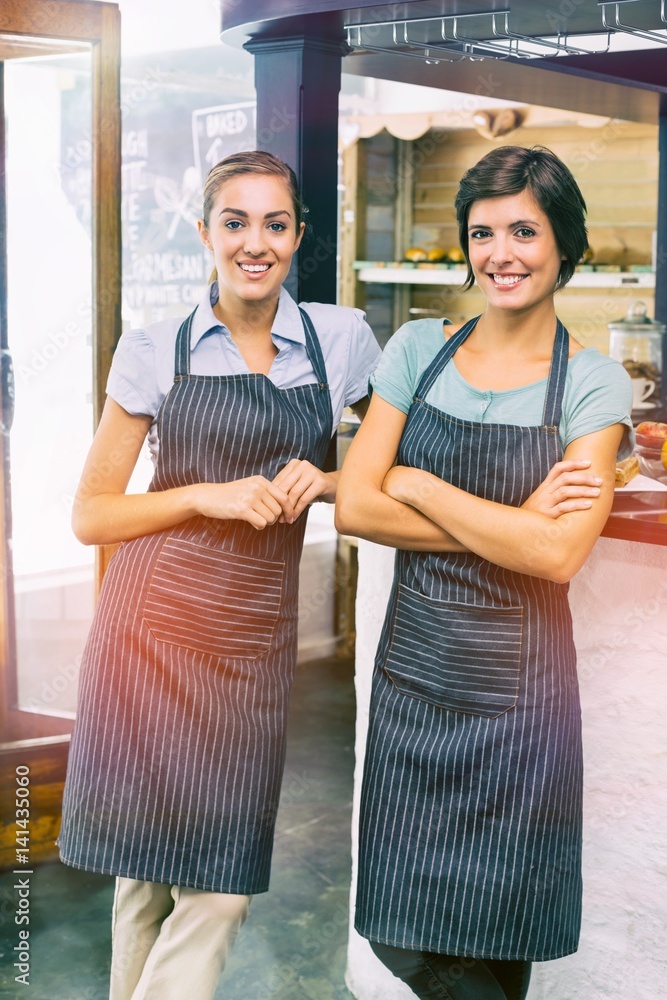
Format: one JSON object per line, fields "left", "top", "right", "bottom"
{"left": 4, "top": 45, "right": 95, "bottom": 718}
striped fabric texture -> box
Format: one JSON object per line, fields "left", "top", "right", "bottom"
{"left": 356, "top": 318, "right": 584, "bottom": 961}
{"left": 59, "top": 308, "right": 333, "bottom": 894}
{"left": 385, "top": 585, "right": 524, "bottom": 717}
{"left": 143, "top": 538, "right": 285, "bottom": 659}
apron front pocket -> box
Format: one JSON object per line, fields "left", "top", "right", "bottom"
{"left": 383, "top": 585, "right": 523, "bottom": 717}
{"left": 143, "top": 537, "right": 285, "bottom": 659}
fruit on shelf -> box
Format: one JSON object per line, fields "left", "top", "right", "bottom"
{"left": 635, "top": 421, "right": 667, "bottom": 446}
{"left": 404, "top": 247, "right": 428, "bottom": 262}
{"left": 634, "top": 422, "right": 667, "bottom": 483}
{"left": 427, "top": 247, "right": 448, "bottom": 262}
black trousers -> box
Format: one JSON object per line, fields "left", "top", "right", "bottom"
{"left": 370, "top": 941, "right": 532, "bottom": 1000}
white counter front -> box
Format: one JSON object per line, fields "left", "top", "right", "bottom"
{"left": 346, "top": 536, "right": 667, "bottom": 1000}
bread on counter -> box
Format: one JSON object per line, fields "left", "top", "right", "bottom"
{"left": 615, "top": 454, "right": 640, "bottom": 488}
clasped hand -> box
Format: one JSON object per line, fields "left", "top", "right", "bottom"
{"left": 196, "top": 459, "right": 335, "bottom": 530}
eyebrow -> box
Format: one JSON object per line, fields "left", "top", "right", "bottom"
{"left": 468, "top": 218, "right": 541, "bottom": 230}
{"left": 219, "top": 208, "right": 292, "bottom": 219}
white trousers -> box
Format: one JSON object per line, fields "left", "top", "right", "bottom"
{"left": 109, "top": 877, "right": 251, "bottom": 1000}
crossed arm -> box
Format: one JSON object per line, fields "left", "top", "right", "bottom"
{"left": 335, "top": 393, "right": 624, "bottom": 584}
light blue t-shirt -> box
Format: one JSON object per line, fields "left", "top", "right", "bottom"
{"left": 370, "top": 319, "right": 634, "bottom": 459}
{"left": 108, "top": 283, "right": 381, "bottom": 461}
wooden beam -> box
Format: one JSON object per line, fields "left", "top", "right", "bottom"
{"left": 0, "top": 738, "right": 70, "bottom": 869}
{"left": 0, "top": 0, "right": 108, "bottom": 41}
{"left": 92, "top": 3, "right": 122, "bottom": 427}
{"left": 342, "top": 50, "right": 660, "bottom": 126}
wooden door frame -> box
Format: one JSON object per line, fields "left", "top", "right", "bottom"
{"left": 0, "top": 0, "right": 120, "bottom": 865}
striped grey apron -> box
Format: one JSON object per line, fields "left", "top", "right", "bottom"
{"left": 59, "top": 305, "right": 332, "bottom": 894}
{"left": 355, "top": 317, "right": 582, "bottom": 961}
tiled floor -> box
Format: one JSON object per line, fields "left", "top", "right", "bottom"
{"left": 0, "top": 655, "right": 357, "bottom": 1000}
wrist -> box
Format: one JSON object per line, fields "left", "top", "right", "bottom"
{"left": 184, "top": 482, "right": 211, "bottom": 518}
{"left": 318, "top": 471, "right": 339, "bottom": 503}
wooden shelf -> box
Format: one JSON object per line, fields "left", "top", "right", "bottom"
{"left": 354, "top": 264, "right": 656, "bottom": 289}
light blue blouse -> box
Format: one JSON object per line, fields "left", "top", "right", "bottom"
{"left": 108, "top": 283, "right": 381, "bottom": 461}
{"left": 370, "top": 319, "right": 634, "bottom": 459}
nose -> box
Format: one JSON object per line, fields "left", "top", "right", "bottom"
{"left": 242, "top": 225, "right": 268, "bottom": 256}
{"left": 489, "top": 234, "right": 513, "bottom": 267}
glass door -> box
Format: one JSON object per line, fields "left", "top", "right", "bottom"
{"left": 4, "top": 42, "right": 97, "bottom": 723}
{"left": 0, "top": 0, "right": 120, "bottom": 866}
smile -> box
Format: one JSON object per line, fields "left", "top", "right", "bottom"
{"left": 492, "top": 273, "right": 527, "bottom": 286}
{"left": 239, "top": 263, "right": 271, "bottom": 272}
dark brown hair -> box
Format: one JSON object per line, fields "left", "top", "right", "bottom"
{"left": 454, "top": 145, "right": 588, "bottom": 291}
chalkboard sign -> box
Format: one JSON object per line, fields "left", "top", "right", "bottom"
{"left": 193, "top": 101, "right": 256, "bottom": 178}
{"left": 120, "top": 98, "right": 256, "bottom": 324}
{"left": 60, "top": 47, "right": 257, "bottom": 328}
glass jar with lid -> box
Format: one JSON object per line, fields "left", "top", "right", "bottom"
{"left": 607, "top": 301, "right": 665, "bottom": 421}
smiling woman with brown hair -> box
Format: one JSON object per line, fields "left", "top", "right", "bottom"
{"left": 337, "top": 145, "right": 633, "bottom": 999}
{"left": 57, "top": 150, "right": 380, "bottom": 1000}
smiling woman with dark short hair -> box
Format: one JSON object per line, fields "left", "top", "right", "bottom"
{"left": 337, "top": 145, "right": 633, "bottom": 1000}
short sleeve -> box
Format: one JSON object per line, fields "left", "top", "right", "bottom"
{"left": 564, "top": 353, "right": 634, "bottom": 459}
{"left": 369, "top": 322, "right": 425, "bottom": 414}
{"left": 343, "top": 310, "right": 382, "bottom": 407}
{"left": 106, "top": 327, "right": 160, "bottom": 417}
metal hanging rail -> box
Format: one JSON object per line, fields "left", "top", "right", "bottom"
{"left": 448, "top": 10, "right": 601, "bottom": 59}
{"left": 345, "top": 3, "right": 665, "bottom": 63}
{"left": 490, "top": 12, "right": 609, "bottom": 57}
{"left": 599, "top": 1, "right": 667, "bottom": 45}
{"left": 390, "top": 21, "right": 467, "bottom": 62}
{"left": 344, "top": 24, "right": 467, "bottom": 65}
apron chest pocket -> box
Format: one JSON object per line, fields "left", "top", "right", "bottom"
{"left": 143, "top": 537, "right": 285, "bottom": 660}
{"left": 383, "top": 585, "right": 523, "bottom": 717}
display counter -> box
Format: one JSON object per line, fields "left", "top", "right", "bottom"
{"left": 604, "top": 488, "right": 667, "bottom": 546}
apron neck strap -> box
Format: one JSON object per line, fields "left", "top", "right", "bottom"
{"left": 541, "top": 319, "right": 569, "bottom": 427}
{"left": 414, "top": 315, "right": 481, "bottom": 400}
{"left": 414, "top": 314, "right": 570, "bottom": 429}
{"left": 298, "top": 306, "right": 328, "bottom": 386}
{"left": 174, "top": 307, "right": 197, "bottom": 377}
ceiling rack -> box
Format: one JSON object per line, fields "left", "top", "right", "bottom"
{"left": 344, "top": 25, "right": 468, "bottom": 65}
{"left": 449, "top": 11, "right": 600, "bottom": 59}
{"left": 389, "top": 21, "right": 469, "bottom": 64}
{"left": 345, "top": 2, "right": 667, "bottom": 62}
{"left": 599, "top": 0, "right": 667, "bottom": 45}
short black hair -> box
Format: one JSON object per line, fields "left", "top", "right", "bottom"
{"left": 454, "top": 145, "right": 588, "bottom": 291}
